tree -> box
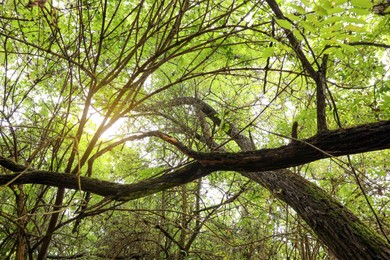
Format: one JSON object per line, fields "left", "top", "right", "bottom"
{"left": 0, "top": 0, "right": 389, "bottom": 258}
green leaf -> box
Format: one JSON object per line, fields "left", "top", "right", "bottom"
{"left": 293, "top": 29, "right": 304, "bottom": 41}
{"left": 345, "top": 25, "right": 364, "bottom": 32}
{"left": 300, "top": 0, "right": 311, "bottom": 7}
{"left": 321, "top": 0, "right": 333, "bottom": 10}
{"left": 262, "top": 47, "right": 275, "bottom": 58}
{"left": 350, "top": 0, "right": 373, "bottom": 9}
{"left": 285, "top": 13, "right": 301, "bottom": 22}
{"left": 344, "top": 17, "right": 367, "bottom": 24}
{"left": 314, "top": 5, "right": 328, "bottom": 16}
{"left": 322, "top": 46, "right": 339, "bottom": 55}
{"left": 349, "top": 8, "right": 371, "bottom": 15}
{"left": 322, "top": 16, "right": 343, "bottom": 25}
{"left": 321, "top": 23, "right": 342, "bottom": 33}
{"left": 333, "top": 48, "right": 344, "bottom": 59}
{"left": 300, "top": 21, "right": 317, "bottom": 33}
{"left": 327, "top": 7, "right": 345, "bottom": 14}
{"left": 306, "top": 13, "right": 320, "bottom": 26}
{"left": 340, "top": 43, "right": 356, "bottom": 53}
{"left": 290, "top": 4, "right": 306, "bottom": 15}
{"left": 275, "top": 18, "right": 292, "bottom": 30}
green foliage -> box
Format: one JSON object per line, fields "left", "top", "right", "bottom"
{"left": 0, "top": 0, "right": 388, "bottom": 258}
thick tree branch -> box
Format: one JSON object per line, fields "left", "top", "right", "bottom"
{"left": 1, "top": 120, "right": 389, "bottom": 201}
{"left": 183, "top": 120, "right": 390, "bottom": 171}
{"left": 0, "top": 162, "right": 211, "bottom": 201}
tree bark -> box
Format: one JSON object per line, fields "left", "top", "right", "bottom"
{"left": 15, "top": 185, "right": 27, "bottom": 260}
{"left": 243, "top": 169, "right": 390, "bottom": 259}
{"left": 0, "top": 121, "right": 389, "bottom": 201}
{"left": 1, "top": 121, "right": 389, "bottom": 201}
{"left": 191, "top": 120, "right": 390, "bottom": 171}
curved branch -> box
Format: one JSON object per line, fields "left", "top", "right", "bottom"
{"left": 1, "top": 120, "right": 389, "bottom": 201}
{"left": 150, "top": 120, "right": 390, "bottom": 171}
{"left": 0, "top": 161, "right": 210, "bottom": 201}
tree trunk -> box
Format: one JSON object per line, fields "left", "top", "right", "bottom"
{"left": 242, "top": 169, "right": 390, "bottom": 259}
{"left": 15, "top": 185, "right": 27, "bottom": 260}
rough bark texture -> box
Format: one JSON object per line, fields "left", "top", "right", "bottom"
{"left": 243, "top": 170, "right": 390, "bottom": 259}
{"left": 192, "top": 120, "right": 390, "bottom": 170}
{"left": 0, "top": 162, "right": 211, "bottom": 201}
{"left": 1, "top": 121, "right": 389, "bottom": 201}
{"left": 16, "top": 186, "right": 27, "bottom": 260}
{"left": 1, "top": 121, "right": 390, "bottom": 201}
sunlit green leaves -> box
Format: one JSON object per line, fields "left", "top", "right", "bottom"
{"left": 290, "top": 4, "right": 306, "bottom": 15}
{"left": 0, "top": 0, "right": 389, "bottom": 258}
{"left": 275, "top": 18, "right": 293, "bottom": 30}
{"left": 262, "top": 46, "right": 276, "bottom": 58}
{"left": 350, "top": 0, "right": 373, "bottom": 9}
{"left": 349, "top": 7, "right": 371, "bottom": 15}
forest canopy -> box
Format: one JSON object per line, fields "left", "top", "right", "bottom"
{"left": 0, "top": 0, "right": 389, "bottom": 259}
